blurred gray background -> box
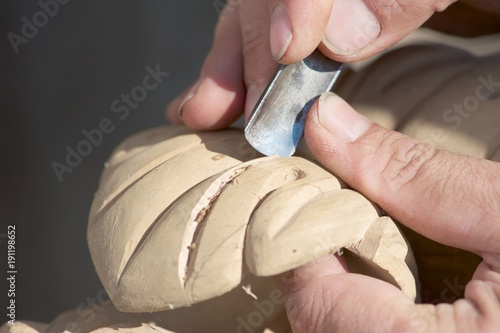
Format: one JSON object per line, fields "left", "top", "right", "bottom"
{"left": 1, "top": 0, "right": 219, "bottom": 322}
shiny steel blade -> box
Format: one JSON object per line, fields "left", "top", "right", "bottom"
{"left": 244, "top": 49, "right": 343, "bottom": 157}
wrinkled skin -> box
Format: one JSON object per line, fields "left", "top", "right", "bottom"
{"left": 166, "top": 1, "right": 500, "bottom": 332}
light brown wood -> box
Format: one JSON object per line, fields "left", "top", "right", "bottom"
{"left": 2, "top": 276, "right": 287, "bottom": 333}
{"left": 345, "top": 216, "right": 419, "bottom": 300}
{"left": 88, "top": 131, "right": 262, "bottom": 310}
{"left": 89, "top": 323, "right": 177, "bottom": 333}
{"left": 246, "top": 186, "right": 379, "bottom": 276}
{"left": 88, "top": 125, "right": 418, "bottom": 315}
{"left": 337, "top": 31, "right": 500, "bottom": 162}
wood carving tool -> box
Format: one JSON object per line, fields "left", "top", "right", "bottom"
{"left": 244, "top": 49, "right": 343, "bottom": 157}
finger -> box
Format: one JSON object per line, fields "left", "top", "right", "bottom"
{"left": 304, "top": 93, "right": 500, "bottom": 255}
{"left": 239, "top": 0, "right": 281, "bottom": 120}
{"left": 279, "top": 256, "right": 500, "bottom": 333}
{"left": 165, "top": 85, "right": 194, "bottom": 124}
{"left": 319, "top": 0, "right": 457, "bottom": 62}
{"left": 241, "top": 0, "right": 334, "bottom": 119}
{"left": 277, "top": 255, "right": 350, "bottom": 293}
{"left": 268, "top": 0, "right": 333, "bottom": 63}
{"left": 278, "top": 256, "right": 422, "bottom": 333}
{"left": 169, "top": 5, "right": 245, "bottom": 130}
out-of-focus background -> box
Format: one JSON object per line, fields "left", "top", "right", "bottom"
{"left": 1, "top": 0, "right": 219, "bottom": 322}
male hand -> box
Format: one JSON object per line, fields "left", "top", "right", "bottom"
{"left": 166, "top": 0, "right": 459, "bottom": 129}
{"left": 165, "top": 1, "right": 500, "bottom": 331}
{"left": 276, "top": 92, "right": 500, "bottom": 333}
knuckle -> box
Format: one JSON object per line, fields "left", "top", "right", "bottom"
{"left": 286, "top": 298, "right": 318, "bottom": 333}
{"left": 466, "top": 161, "right": 500, "bottom": 252}
{"left": 372, "top": 0, "right": 413, "bottom": 20}
{"left": 478, "top": 177, "right": 500, "bottom": 224}
{"left": 430, "top": 0, "right": 456, "bottom": 12}
{"left": 378, "top": 134, "right": 439, "bottom": 191}
{"left": 286, "top": 289, "right": 332, "bottom": 333}
{"left": 403, "top": 305, "right": 433, "bottom": 333}
{"left": 241, "top": 24, "right": 266, "bottom": 56}
{"left": 484, "top": 227, "right": 500, "bottom": 254}
{"left": 375, "top": 0, "right": 453, "bottom": 22}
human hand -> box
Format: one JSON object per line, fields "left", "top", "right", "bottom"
{"left": 166, "top": 0, "right": 459, "bottom": 130}
{"left": 275, "top": 92, "right": 500, "bottom": 333}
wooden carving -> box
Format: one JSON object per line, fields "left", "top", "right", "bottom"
{"left": 86, "top": 126, "right": 418, "bottom": 313}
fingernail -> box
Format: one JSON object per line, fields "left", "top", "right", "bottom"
{"left": 244, "top": 84, "right": 260, "bottom": 122}
{"left": 318, "top": 93, "right": 371, "bottom": 142}
{"left": 270, "top": 4, "right": 293, "bottom": 61}
{"left": 323, "top": 0, "right": 380, "bottom": 56}
{"left": 178, "top": 80, "right": 201, "bottom": 118}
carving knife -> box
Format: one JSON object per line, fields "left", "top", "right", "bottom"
{"left": 244, "top": 49, "right": 343, "bottom": 157}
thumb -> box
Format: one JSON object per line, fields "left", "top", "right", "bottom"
{"left": 304, "top": 92, "right": 500, "bottom": 255}
{"left": 320, "top": 0, "right": 456, "bottom": 62}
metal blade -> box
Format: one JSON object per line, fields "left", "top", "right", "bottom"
{"left": 244, "top": 49, "right": 343, "bottom": 157}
